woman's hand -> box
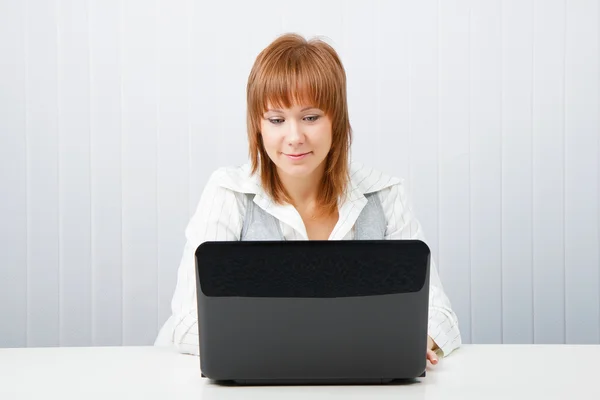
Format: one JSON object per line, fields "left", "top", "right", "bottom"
{"left": 427, "top": 335, "right": 439, "bottom": 365}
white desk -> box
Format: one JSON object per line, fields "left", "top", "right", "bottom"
{"left": 1, "top": 345, "right": 598, "bottom": 399}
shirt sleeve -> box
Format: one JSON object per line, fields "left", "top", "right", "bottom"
{"left": 378, "top": 182, "right": 462, "bottom": 357}
{"left": 154, "top": 170, "right": 244, "bottom": 355}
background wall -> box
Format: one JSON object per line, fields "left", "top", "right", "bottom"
{"left": 1, "top": 0, "right": 599, "bottom": 348}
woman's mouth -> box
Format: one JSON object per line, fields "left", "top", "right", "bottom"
{"left": 284, "top": 152, "right": 311, "bottom": 160}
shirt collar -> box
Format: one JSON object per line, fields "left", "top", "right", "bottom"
{"left": 215, "top": 162, "right": 400, "bottom": 198}
{"left": 214, "top": 162, "right": 400, "bottom": 239}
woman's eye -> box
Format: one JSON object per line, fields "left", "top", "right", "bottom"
{"left": 304, "top": 115, "right": 320, "bottom": 122}
{"left": 269, "top": 118, "right": 284, "bottom": 125}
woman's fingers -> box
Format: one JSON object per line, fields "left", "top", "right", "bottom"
{"left": 427, "top": 349, "right": 439, "bottom": 365}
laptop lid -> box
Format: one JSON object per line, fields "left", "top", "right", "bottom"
{"left": 195, "top": 240, "right": 431, "bottom": 384}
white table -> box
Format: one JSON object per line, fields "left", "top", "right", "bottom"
{"left": 1, "top": 345, "right": 598, "bottom": 399}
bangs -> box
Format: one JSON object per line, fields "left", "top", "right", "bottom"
{"left": 252, "top": 47, "right": 339, "bottom": 116}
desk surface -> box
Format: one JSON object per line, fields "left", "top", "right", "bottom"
{"left": 1, "top": 345, "right": 598, "bottom": 399}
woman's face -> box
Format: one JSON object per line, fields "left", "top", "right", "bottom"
{"left": 260, "top": 103, "right": 333, "bottom": 180}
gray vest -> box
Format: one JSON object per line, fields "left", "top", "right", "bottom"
{"left": 240, "top": 192, "right": 386, "bottom": 240}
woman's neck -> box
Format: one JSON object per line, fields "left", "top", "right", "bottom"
{"left": 277, "top": 163, "right": 325, "bottom": 212}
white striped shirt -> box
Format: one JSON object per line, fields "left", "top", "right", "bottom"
{"left": 155, "top": 162, "right": 462, "bottom": 357}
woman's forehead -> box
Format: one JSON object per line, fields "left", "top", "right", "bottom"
{"left": 263, "top": 90, "right": 320, "bottom": 111}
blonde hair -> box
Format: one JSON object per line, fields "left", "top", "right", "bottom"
{"left": 246, "top": 33, "right": 352, "bottom": 215}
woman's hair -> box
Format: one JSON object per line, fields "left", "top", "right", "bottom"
{"left": 246, "top": 33, "right": 352, "bottom": 215}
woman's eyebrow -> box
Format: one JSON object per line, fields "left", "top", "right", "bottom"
{"left": 265, "top": 107, "right": 318, "bottom": 113}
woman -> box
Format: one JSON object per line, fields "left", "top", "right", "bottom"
{"left": 155, "top": 33, "right": 461, "bottom": 365}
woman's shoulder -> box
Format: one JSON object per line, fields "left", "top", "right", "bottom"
{"left": 205, "top": 163, "right": 261, "bottom": 195}
{"left": 348, "top": 161, "right": 405, "bottom": 195}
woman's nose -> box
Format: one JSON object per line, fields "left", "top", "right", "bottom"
{"left": 286, "top": 121, "right": 305, "bottom": 145}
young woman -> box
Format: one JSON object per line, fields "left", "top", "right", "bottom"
{"left": 155, "top": 33, "right": 461, "bottom": 366}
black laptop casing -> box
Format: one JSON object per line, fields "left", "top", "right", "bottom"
{"left": 195, "top": 240, "right": 431, "bottom": 384}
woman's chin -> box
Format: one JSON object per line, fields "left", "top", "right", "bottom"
{"left": 276, "top": 163, "right": 321, "bottom": 179}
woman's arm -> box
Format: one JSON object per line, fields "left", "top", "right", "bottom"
{"left": 155, "top": 170, "right": 244, "bottom": 355}
{"left": 378, "top": 182, "right": 462, "bottom": 357}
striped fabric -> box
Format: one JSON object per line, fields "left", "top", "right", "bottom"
{"left": 155, "top": 162, "right": 462, "bottom": 357}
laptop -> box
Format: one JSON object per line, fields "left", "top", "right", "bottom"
{"left": 194, "top": 240, "right": 431, "bottom": 384}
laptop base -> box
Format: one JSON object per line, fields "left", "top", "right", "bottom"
{"left": 202, "top": 371, "right": 426, "bottom": 385}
